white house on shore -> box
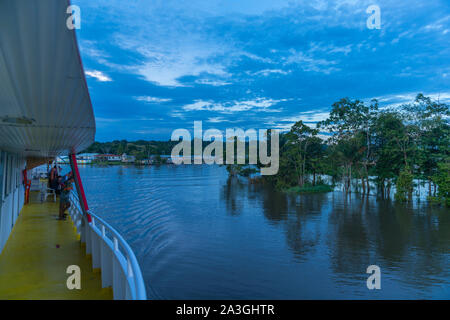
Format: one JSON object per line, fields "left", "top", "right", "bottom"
{"left": 77, "top": 153, "right": 99, "bottom": 164}
{"left": 121, "top": 153, "right": 136, "bottom": 163}
{"left": 57, "top": 153, "right": 99, "bottom": 165}
{"left": 94, "top": 154, "right": 121, "bottom": 162}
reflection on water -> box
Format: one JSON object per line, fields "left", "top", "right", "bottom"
{"left": 78, "top": 165, "right": 450, "bottom": 299}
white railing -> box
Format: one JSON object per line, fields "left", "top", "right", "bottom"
{"left": 68, "top": 191, "right": 147, "bottom": 300}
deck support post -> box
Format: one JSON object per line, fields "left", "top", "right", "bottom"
{"left": 69, "top": 153, "right": 91, "bottom": 222}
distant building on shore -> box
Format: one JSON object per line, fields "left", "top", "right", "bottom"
{"left": 95, "top": 154, "right": 121, "bottom": 162}
{"left": 57, "top": 153, "right": 99, "bottom": 164}
{"left": 77, "top": 153, "right": 99, "bottom": 164}
{"left": 121, "top": 153, "right": 136, "bottom": 163}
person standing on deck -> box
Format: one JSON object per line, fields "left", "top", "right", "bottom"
{"left": 59, "top": 176, "right": 74, "bottom": 220}
{"left": 49, "top": 165, "right": 58, "bottom": 190}
{"left": 62, "top": 171, "right": 73, "bottom": 183}
{"left": 47, "top": 164, "right": 53, "bottom": 187}
{"left": 55, "top": 175, "right": 62, "bottom": 195}
{"left": 58, "top": 171, "right": 73, "bottom": 195}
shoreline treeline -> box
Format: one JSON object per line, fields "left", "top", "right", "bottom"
{"left": 83, "top": 93, "right": 449, "bottom": 206}
{"left": 264, "top": 94, "right": 449, "bottom": 206}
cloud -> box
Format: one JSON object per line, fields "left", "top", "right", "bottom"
{"left": 114, "top": 35, "right": 232, "bottom": 87}
{"left": 207, "top": 117, "right": 231, "bottom": 123}
{"left": 135, "top": 96, "right": 172, "bottom": 103}
{"left": 264, "top": 109, "right": 330, "bottom": 131}
{"left": 279, "top": 111, "right": 331, "bottom": 123}
{"left": 169, "top": 111, "right": 186, "bottom": 119}
{"left": 371, "top": 91, "right": 450, "bottom": 108}
{"left": 80, "top": 40, "right": 110, "bottom": 61}
{"left": 73, "top": 0, "right": 450, "bottom": 141}
{"left": 421, "top": 15, "right": 450, "bottom": 32}
{"left": 284, "top": 50, "right": 340, "bottom": 74}
{"left": 85, "top": 70, "right": 112, "bottom": 82}
{"left": 96, "top": 116, "right": 158, "bottom": 123}
{"left": 182, "top": 98, "right": 286, "bottom": 113}
{"left": 250, "top": 69, "right": 291, "bottom": 77}
{"left": 194, "top": 79, "right": 232, "bottom": 86}
{"left": 374, "top": 93, "right": 418, "bottom": 103}
{"left": 308, "top": 42, "right": 353, "bottom": 55}
{"left": 116, "top": 37, "right": 274, "bottom": 87}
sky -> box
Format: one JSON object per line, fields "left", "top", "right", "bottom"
{"left": 71, "top": 0, "right": 450, "bottom": 141}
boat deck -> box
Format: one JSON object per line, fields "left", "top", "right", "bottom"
{"left": 0, "top": 193, "right": 112, "bottom": 299}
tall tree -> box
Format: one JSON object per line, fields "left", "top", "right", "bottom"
{"left": 284, "top": 121, "right": 319, "bottom": 187}
{"left": 403, "top": 94, "right": 450, "bottom": 196}
{"left": 319, "top": 98, "right": 378, "bottom": 194}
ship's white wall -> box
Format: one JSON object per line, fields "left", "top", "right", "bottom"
{"left": 0, "top": 150, "right": 26, "bottom": 254}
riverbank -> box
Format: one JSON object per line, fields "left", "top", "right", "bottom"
{"left": 74, "top": 161, "right": 173, "bottom": 166}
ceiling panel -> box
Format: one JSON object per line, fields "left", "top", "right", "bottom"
{"left": 0, "top": 0, "right": 95, "bottom": 157}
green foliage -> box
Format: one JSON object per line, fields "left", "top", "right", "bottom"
{"left": 239, "top": 167, "right": 258, "bottom": 177}
{"left": 372, "top": 111, "right": 411, "bottom": 191}
{"left": 317, "top": 97, "right": 379, "bottom": 194}
{"left": 82, "top": 140, "right": 178, "bottom": 160}
{"left": 264, "top": 93, "right": 449, "bottom": 202}
{"left": 225, "top": 164, "right": 241, "bottom": 176}
{"left": 272, "top": 120, "right": 323, "bottom": 189}
{"left": 153, "top": 154, "right": 162, "bottom": 164}
{"left": 225, "top": 164, "right": 258, "bottom": 177}
{"left": 395, "top": 167, "right": 414, "bottom": 202}
{"left": 84, "top": 93, "right": 449, "bottom": 205}
{"left": 431, "top": 160, "right": 450, "bottom": 207}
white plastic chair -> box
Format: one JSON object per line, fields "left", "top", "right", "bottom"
{"left": 39, "top": 181, "right": 56, "bottom": 202}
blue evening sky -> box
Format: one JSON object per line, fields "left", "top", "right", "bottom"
{"left": 72, "top": 0, "right": 450, "bottom": 141}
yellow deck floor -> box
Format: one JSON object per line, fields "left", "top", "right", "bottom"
{"left": 0, "top": 193, "right": 112, "bottom": 299}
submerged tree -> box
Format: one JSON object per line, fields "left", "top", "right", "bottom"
{"left": 403, "top": 94, "right": 450, "bottom": 197}
{"left": 372, "top": 111, "right": 415, "bottom": 198}
{"left": 432, "top": 160, "right": 450, "bottom": 207}
{"left": 284, "top": 121, "right": 320, "bottom": 188}
{"left": 395, "top": 166, "right": 414, "bottom": 202}
{"left": 265, "top": 93, "right": 449, "bottom": 204}
{"left": 319, "top": 98, "right": 378, "bottom": 194}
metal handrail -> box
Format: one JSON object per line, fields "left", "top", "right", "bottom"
{"left": 69, "top": 191, "right": 147, "bottom": 300}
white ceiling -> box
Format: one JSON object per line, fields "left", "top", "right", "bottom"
{"left": 0, "top": 0, "right": 96, "bottom": 158}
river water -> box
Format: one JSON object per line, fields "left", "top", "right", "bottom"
{"left": 77, "top": 164, "right": 450, "bottom": 299}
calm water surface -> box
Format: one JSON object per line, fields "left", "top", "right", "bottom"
{"left": 78, "top": 165, "right": 450, "bottom": 299}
